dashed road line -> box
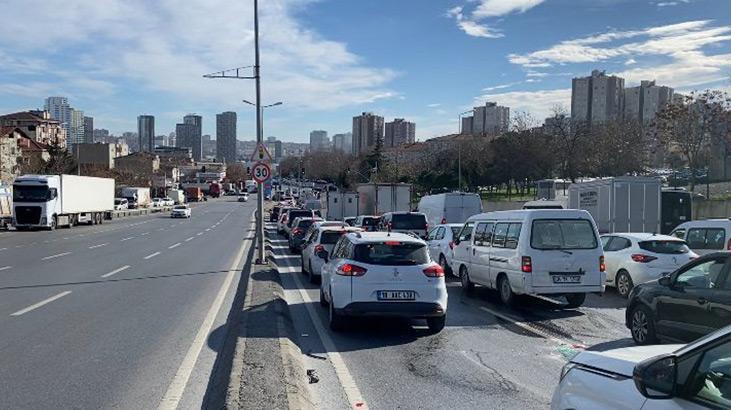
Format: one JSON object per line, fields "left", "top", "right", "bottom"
{"left": 196, "top": 232, "right": 203, "bottom": 236}
{"left": 168, "top": 243, "right": 181, "bottom": 249}
{"left": 140, "top": 232, "right": 150, "bottom": 236}
{"left": 88, "top": 243, "right": 109, "bottom": 249}
{"left": 10, "top": 291, "right": 72, "bottom": 317}
{"left": 0, "top": 266, "right": 11, "bottom": 272}
{"left": 42, "top": 252, "right": 71, "bottom": 261}
{"left": 102, "top": 265, "right": 130, "bottom": 278}
{"left": 121, "top": 237, "right": 134, "bottom": 241}
{"left": 185, "top": 237, "right": 194, "bottom": 242}
{"left": 144, "top": 251, "right": 161, "bottom": 260}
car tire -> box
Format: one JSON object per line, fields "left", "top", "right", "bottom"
{"left": 439, "top": 254, "right": 452, "bottom": 276}
{"left": 565, "top": 293, "right": 586, "bottom": 308}
{"left": 320, "top": 287, "right": 328, "bottom": 307}
{"left": 308, "top": 261, "right": 317, "bottom": 284}
{"left": 630, "top": 304, "right": 657, "bottom": 345}
{"left": 616, "top": 270, "right": 634, "bottom": 298}
{"left": 50, "top": 216, "right": 57, "bottom": 231}
{"left": 427, "top": 315, "right": 446, "bottom": 333}
{"left": 498, "top": 275, "right": 515, "bottom": 307}
{"left": 301, "top": 256, "right": 307, "bottom": 274}
{"left": 460, "top": 266, "right": 474, "bottom": 295}
{"left": 328, "top": 296, "right": 345, "bottom": 331}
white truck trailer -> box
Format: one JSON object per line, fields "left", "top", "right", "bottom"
{"left": 0, "top": 184, "right": 11, "bottom": 229}
{"left": 326, "top": 191, "right": 359, "bottom": 220}
{"left": 120, "top": 187, "right": 152, "bottom": 209}
{"left": 356, "top": 183, "right": 412, "bottom": 216}
{"left": 13, "top": 174, "right": 114, "bottom": 230}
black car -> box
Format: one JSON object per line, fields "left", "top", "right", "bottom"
{"left": 626, "top": 252, "right": 731, "bottom": 345}
{"left": 270, "top": 206, "right": 282, "bottom": 223}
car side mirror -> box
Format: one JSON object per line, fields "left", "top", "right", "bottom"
{"left": 453, "top": 238, "right": 461, "bottom": 246}
{"left": 317, "top": 249, "right": 329, "bottom": 262}
{"left": 658, "top": 275, "right": 672, "bottom": 287}
{"left": 633, "top": 354, "right": 676, "bottom": 400}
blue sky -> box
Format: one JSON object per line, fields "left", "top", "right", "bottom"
{"left": 0, "top": 0, "right": 729, "bottom": 142}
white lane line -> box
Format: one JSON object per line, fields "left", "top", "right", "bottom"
{"left": 121, "top": 237, "right": 134, "bottom": 241}
{"left": 168, "top": 243, "right": 181, "bottom": 249}
{"left": 10, "top": 291, "right": 72, "bottom": 317}
{"left": 196, "top": 232, "right": 203, "bottom": 236}
{"left": 144, "top": 251, "right": 161, "bottom": 260}
{"left": 287, "top": 266, "right": 367, "bottom": 409}
{"left": 42, "top": 252, "right": 71, "bottom": 261}
{"left": 185, "top": 237, "right": 194, "bottom": 242}
{"left": 205, "top": 228, "right": 211, "bottom": 232}
{"left": 158, "top": 228, "right": 165, "bottom": 231}
{"left": 140, "top": 232, "right": 150, "bottom": 236}
{"left": 102, "top": 265, "right": 130, "bottom": 278}
{"left": 0, "top": 266, "right": 11, "bottom": 272}
{"left": 158, "top": 221, "right": 252, "bottom": 410}
{"left": 0, "top": 247, "right": 7, "bottom": 251}
{"left": 88, "top": 243, "right": 109, "bottom": 249}
{"left": 478, "top": 306, "right": 570, "bottom": 345}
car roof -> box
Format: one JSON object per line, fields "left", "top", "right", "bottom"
{"left": 675, "top": 219, "right": 731, "bottom": 229}
{"left": 466, "top": 209, "right": 592, "bottom": 222}
{"left": 319, "top": 226, "right": 362, "bottom": 233}
{"left": 438, "top": 223, "right": 464, "bottom": 228}
{"left": 345, "top": 231, "right": 425, "bottom": 244}
{"left": 602, "top": 233, "right": 683, "bottom": 241}
{"left": 383, "top": 211, "right": 426, "bottom": 215}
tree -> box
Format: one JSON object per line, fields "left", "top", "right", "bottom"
{"left": 225, "top": 163, "right": 248, "bottom": 183}
{"left": 547, "top": 106, "right": 592, "bottom": 182}
{"left": 33, "top": 142, "right": 77, "bottom": 175}
{"left": 588, "top": 119, "right": 649, "bottom": 177}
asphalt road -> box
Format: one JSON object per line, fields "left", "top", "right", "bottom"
{"left": 268, "top": 222, "right": 634, "bottom": 410}
{"left": 0, "top": 198, "right": 255, "bottom": 409}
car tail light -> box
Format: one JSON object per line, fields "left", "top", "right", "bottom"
{"left": 521, "top": 256, "right": 532, "bottom": 273}
{"left": 336, "top": 263, "right": 367, "bottom": 276}
{"left": 599, "top": 255, "right": 606, "bottom": 272}
{"left": 292, "top": 228, "right": 302, "bottom": 235}
{"left": 425, "top": 223, "right": 429, "bottom": 232}
{"left": 727, "top": 239, "right": 731, "bottom": 250}
{"left": 384, "top": 241, "right": 402, "bottom": 246}
{"left": 449, "top": 241, "right": 454, "bottom": 250}
{"left": 314, "top": 244, "right": 324, "bottom": 252}
{"left": 631, "top": 254, "right": 657, "bottom": 263}
{"left": 423, "top": 264, "right": 444, "bottom": 277}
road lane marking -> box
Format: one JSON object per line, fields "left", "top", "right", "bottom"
{"left": 144, "top": 251, "right": 161, "bottom": 260}
{"left": 121, "top": 237, "right": 134, "bottom": 241}
{"left": 205, "top": 228, "right": 210, "bottom": 231}
{"left": 0, "top": 266, "right": 11, "bottom": 271}
{"left": 478, "top": 306, "right": 569, "bottom": 345}
{"left": 42, "top": 252, "right": 71, "bottom": 261}
{"left": 196, "top": 232, "right": 203, "bottom": 236}
{"left": 102, "top": 265, "right": 130, "bottom": 278}
{"left": 0, "top": 247, "right": 7, "bottom": 251}
{"left": 141, "top": 232, "right": 150, "bottom": 236}
{"left": 168, "top": 243, "right": 181, "bottom": 249}
{"left": 158, "top": 219, "right": 252, "bottom": 410}
{"left": 185, "top": 237, "right": 194, "bottom": 242}
{"left": 10, "top": 291, "right": 72, "bottom": 316}
{"left": 88, "top": 243, "right": 109, "bottom": 249}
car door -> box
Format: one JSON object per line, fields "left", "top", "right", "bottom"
{"left": 452, "top": 222, "right": 474, "bottom": 274}
{"left": 656, "top": 255, "right": 728, "bottom": 342}
{"left": 427, "top": 227, "right": 443, "bottom": 261}
{"left": 488, "top": 222, "right": 512, "bottom": 289}
{"left": 471, "top": 222, "right": 491, "bottom": 285}
{"left": 708, "top": 262, "right": 731, "bottom": 333}
{"left": 603, "top": 236, "right": 632, "bottom": 284}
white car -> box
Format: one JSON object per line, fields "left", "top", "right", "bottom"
{"left": 238, "top": 193, "right": 249, "bottom": 202}
{"left": 114, "top": 198, "right": 128, "bottom": 210}
{"left": 301, "top": 226, "right": 362, "bottom": 283}
{"left": 426, "top": 223, "right": 463, "bottom": 276}
{"left": 552, "top": 325, "right": 731, "bottom": 410}
{"left": 162, "top": 197, "right": 174, "bottom": 206}
{"left": 171, "top": 205, "right": 191, "bottom": 218}
{"left": 151, "top": 198, "right": 164, "bottom": 207}
{"left": 601, "top": 233, "right": 698, "bottom": 297}
{"left": 670, "top": 219, "right": 731, "bottom": 255}
{"left": 319, "top": 232, "right": 448, "bottom": 333}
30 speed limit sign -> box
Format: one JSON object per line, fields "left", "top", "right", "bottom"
{"left": 251, "top": 161, "right": 271, "bottom": 183}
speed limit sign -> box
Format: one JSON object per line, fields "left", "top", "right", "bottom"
{"left": 251, "top": 161, "right": 271, "bottom": 183}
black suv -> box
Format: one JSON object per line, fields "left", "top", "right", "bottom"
{"left": 627, "top": 252, "right": 731, "bottom": 345}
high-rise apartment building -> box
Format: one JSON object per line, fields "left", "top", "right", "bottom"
{"left": 461, "top": 116, "right": 473, "bottom": 134}
{"left": 181, "top": 114, "right": 202, "bottom": 161}
{"left": 467, "top": 102, "right": 509, "bottom": 135}
{"left": 44, "top": 96, "right": 72, "bottom": 136}
{"left": 137, "top": 115, "right": 155, "bottom": 152}
{"left": 69, "top": 109, "right": 85, "bottom": 147}
{"left": 624, "top": 80, "right": 674, "bottom": 124}
{"left": 216, "top": 111, "right": 237, "bottom": 164}
{"left": 571, "top": 70, "right": 625, "bottom": 124}
{"left": 385, "top": 118, "right": 416, "bottom": 148}
{"left": 83, "top": 116, "right": 94, "bottom": 144}
{"left": 352, "top": 113, "right": 384, "bottom": 156}
{"left": 309, "top": 130, "right": 329, "bottom": 151}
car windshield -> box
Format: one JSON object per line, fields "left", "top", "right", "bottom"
{"left": 115, "top": 199, "right": 123, "bottom": 205}
{"left": 353, "top": 242, "right": 429, "bottom": 266}
{"left": 391, "top": 214, "right": 427, "bottom": 229}
{"left": 531, "top": 219, "right": 598, "bottom": 250}
{"left": 13, "top": 185, "right": 50, "bottom": 202}
{"left": 450, "top": 227, "right": 461, "bottom": 237}
{"left": 639, "top": 240, "right": 690, "bottom": 254}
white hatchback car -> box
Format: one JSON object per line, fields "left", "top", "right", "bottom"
{"left": 601, "top": 233, "right": 698, "bottom": 297}
{"left": 552, "top": 325, "right": 731, "bottom": 409}
{"left": 426, "top": 223, "right": 463, "bottom": 276}
{"left": 171, "top": 205, "right": 191, "bottom": 218}
{"left": 301, "top": 226, "right": 362, "bottom": 283}
{"left": 319, "top": 232, "right": 448, "bottom": 333}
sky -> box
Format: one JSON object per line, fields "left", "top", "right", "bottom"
{"left": 0, "top": 0, "right": 729, "bottom": 143}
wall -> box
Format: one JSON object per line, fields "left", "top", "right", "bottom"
{"left": 694, "top": 200, "right": 731, "bottom": 220}
{"left": 481, "top": 200, "right": 525, "bottom": 212}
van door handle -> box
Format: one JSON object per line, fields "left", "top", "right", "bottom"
{"left": 697, "top": 297, "right": 708, "bottom": 305}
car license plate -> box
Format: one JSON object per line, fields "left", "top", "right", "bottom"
{"left": 378, "top": 291, "right": 415, "bottom": 300}
{"left": 552, "top": 275, "right": 581, "bottom": 284}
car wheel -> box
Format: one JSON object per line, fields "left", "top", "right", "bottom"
{"left": 460, "top": 266, "right": 474, "bottom": 294}
{"left": 616, "top": 270, "right": 634, "bottom": 298}
{"left": 498, "top": 275, "right": 515, "bottom": 307}
{"left": 439, "top": 254, "right": 452, "bottom": 276}
{"left": 50, "top": 216, "right": 57, "bottom": 231}
{"left": 630, "top": 305, "right": 657, "bottom": 345}
{"left": 328, "top": 295, "right": 346, "bottom": 331}
{"left": 319, "top": 286, "right": 328, "bottom": 307}
{"left": 565, "top": 293, "right": 586, "bottom": 308}
{"left": 427, "top": 315, "right": 446, "bottom": 333}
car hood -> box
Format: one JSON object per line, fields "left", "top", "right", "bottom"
{"left": 572, "top": 344, "right": 683, "bottom": 377}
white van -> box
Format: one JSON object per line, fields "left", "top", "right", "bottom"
{"left": 418, "top": 192, "right": 483, "bottom": 227}
{"left": 452, "top": 209, "right": 606, "bottom": 308}
{"left": 670, "top": 219, "right": 731, "bottom": 255}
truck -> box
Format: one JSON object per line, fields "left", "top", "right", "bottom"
{"left": 120, "top": 187, "right": 151, "bottom": 209}
{"left": 417, "top": 192, "right": 483, "bottom": 226}
{"left": 185, "top": 186, "right": 204, "bottom": 202}
{"left": 326, "top": 191, "right": 359, "bottom": 221}
{"left": 356, "top": 183, "right": 412, "bottom": 216}
{"left": 0, "top": 184, "right": 12, "bottom": 229}
{"left": 209, "top": 181, "right": 222, "bottom": 198}
{"left": 166, "top": 188, "right": 186, "bottom": 205}
{"left": 12, "top": 174, "right": 114, "bottom": 230}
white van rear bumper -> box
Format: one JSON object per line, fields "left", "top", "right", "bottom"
{"left": 525, "top": 284, "right": 605, "bottom": 295}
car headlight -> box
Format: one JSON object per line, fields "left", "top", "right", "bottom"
{"left": 559, "top": 362, "right": 576, "bottom": 382}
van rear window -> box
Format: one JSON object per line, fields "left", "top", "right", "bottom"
{"left": 391, "top": 214, "right": 427, "bottom": 229}
{"left": 531, "top": 219, "right": 598, "bottom": 250}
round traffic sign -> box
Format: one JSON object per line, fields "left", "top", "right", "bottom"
{"left": 251, "top": 162, "right": 271, "bottom": 183}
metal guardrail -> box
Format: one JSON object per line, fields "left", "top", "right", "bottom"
{"left": 110, "top": 206, "right": 174, "bottom": 219}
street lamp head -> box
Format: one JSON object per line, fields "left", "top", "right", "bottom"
{"left": 271, "top": 102, "right": 283, "bottom": 107}
{"left": 242, "top": 99, "right": 255, "bottom": 107}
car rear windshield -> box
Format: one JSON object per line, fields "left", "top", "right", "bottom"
{"left": 174, "top": 206, "right": 187, "bottom": 210}
{"left": 531, "top": 219, "right": 598, "bottom": 250}
{"left": 450, "top": 227, "right": 461, "bottom": 237}
{"left": 298, "top": 219, "right": 316, "bottom": 229}
{"left": 288, "top": 210, "right": 312, "bottom": 221}
{"left": 353, "top": 242, "right": 429, "bottom": 266}
{"left": 391, "top": 214, "right": 427, "bottom": 229}
{"left": 361, "top": 217, "right": 379, "bottom": 226}
{"left": 321, "top": 231, "right": 347, "bottom": 244}
{"left": 639, "top": 240, "right": 690, "bottom": 254}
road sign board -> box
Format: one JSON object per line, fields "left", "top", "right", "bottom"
{"left": 250, "top": 142, "right": 273, "bottom": 162}
{"left": 251, "top": 161, "right": 271, "bottom": 183}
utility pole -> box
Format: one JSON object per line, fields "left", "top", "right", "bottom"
{"left": 252, "top": 0, "right": 266, "bottom": 264}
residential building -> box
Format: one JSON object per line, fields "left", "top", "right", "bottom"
{"left": 69, "top": 109, "right": 85, "bottom": 147}
{"left": 571, "top": 70, "right": 625, "bottom": 124}
{"left": 543, "top": 114, "right": 571, "bottom": 136}
{"left": 0, "top": 127, "right": 21, "bottom": 185}
{"left": 121, "top": 132, "right": 139, "bottom": 152}
{"left": 113, "top": 141, "right": 129, "bottom": 158}
{"left": 180, "top": 114, "right": 202, "bottom": 161}
{"left": 155, "top": 146, "right": 192, "bottom": 160}
{"left": 469, "top": 102, "right": 509, "bottom": 135}
{"left": 83, "top": 116, "right": 94, "bottom": 144}
{"left": 154, "top": 135, "right": 167, "bottom": 147}
{"left": 216, "top": 111, "right": 237, "bottom": 164}
{"left": 115, "top": 152, "right": 161, "bottom": 175}
{"left": 0, "top": 110, "right": 66, "bottom": 147}
{"left": 44, "top": 96, "right": 71, "bottom": 136}
{"left": 624, "top": 80, "right": 674, "bottom": 124}
{"left": 352, "top": 113, "right": 384, "bottom": 156}
{"left": 93, "top": 128, "right": 109, "bottom": 143}
{"left": 461, "top": 116, "right": 473, "bottom": 134}
{"left": 309, "top": 130, "right": 329, "bottom": 151}
{"left": 331, "top": 132, "right": 352, "bottom": 153}
{"left": 168, "top": 132, "right": 176, "bottom": 147}
{"left": 385, "top": 118, "right": 416, "bottom": 148}
{"left": 74, "top": 143, "right": 117, "bottom": 169}
{"left": 17, "top": 132, "right": 50, "bottom": 172}
{"left": 137, "top": 115, "right": 155, "bottom": 152}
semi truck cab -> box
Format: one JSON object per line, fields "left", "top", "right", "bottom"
{"left": 13, "top": 175, "right": 61, "bottom": 229}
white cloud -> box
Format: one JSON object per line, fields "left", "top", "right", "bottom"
{"left": 656, "top": 0, "right": 691, "bottom": 7}
{"left": 427, "top": 103, "right": 441, "bottom": 108}
{"left": 483, "top": 81, "right": 522, "bottom": 91}
{"left": 475, "top": 88, "right": 571, "bottom": 121}
{"left": 457, "top": 20, "right": 504, "bottom": 38}
{"left": 625, "top": 58, "right": 637, "bottom": 65}
{"left": 472, "top": 0, "right": 546, "bottom": 18}
{"left": 448, "top": 0, "right": 543, "bottom": 39}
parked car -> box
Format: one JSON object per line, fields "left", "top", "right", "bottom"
{"left": 353, "top": 215, "right": 380, "bottom": 232}
{"left": 452, "top": 209, "right": 606, "bottom": 308}
{"left": 284, "top": 208, "right": 319, "bottom": 238}
{"left": 288, "top": 216, "right": 323, "bottom": 252}
{"left": 319, "top": 231, "right": 447, "bottom": 333}
{"left": 162, "top": 197, "right": 174, "bottom": 206}
{"left": 114, "top": 198, "right": 129, "bottom": 210}
{"left": 238, "top": 193, "right": 249, "bottom": 202}
{"left": 601, "top": 233, "right": 698, "bottom": 298}
{"left": 379, "top": 211, "right": 429, "bottom": 238}
{"left": 626, "top": 252, "right": 731, "bottom": 345}
{"left": 151, "top": 198, "right": 164, "bottom": 207}
{"left": 276, "top": 207, "right": 295, "bottom": 234}
{"left": 426, "top": 223, "right": 463, "bottom": 276}
{"left": 344, "top": 216, "right": 356, "bottom": 226}
{"left": 301, "top": 226, "right": 362, "bottom": 283}
{"left": 171, "top": 204, "right": 191, "bottom": 218}
{"left": 552, "top": 324, "right": 731, "bottom": 409}
{"left": 303, "top": 220, "right": 348, "bottom": 246}
{"left": 670, "top": 219, "right": 731, "bottom": 255}
{"left": 270, "top": 205, "right": 282, "bottom": 223}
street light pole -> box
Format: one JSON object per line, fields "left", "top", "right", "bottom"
{"left": 253, "top": 0, "right": 265, "bottom": 264}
